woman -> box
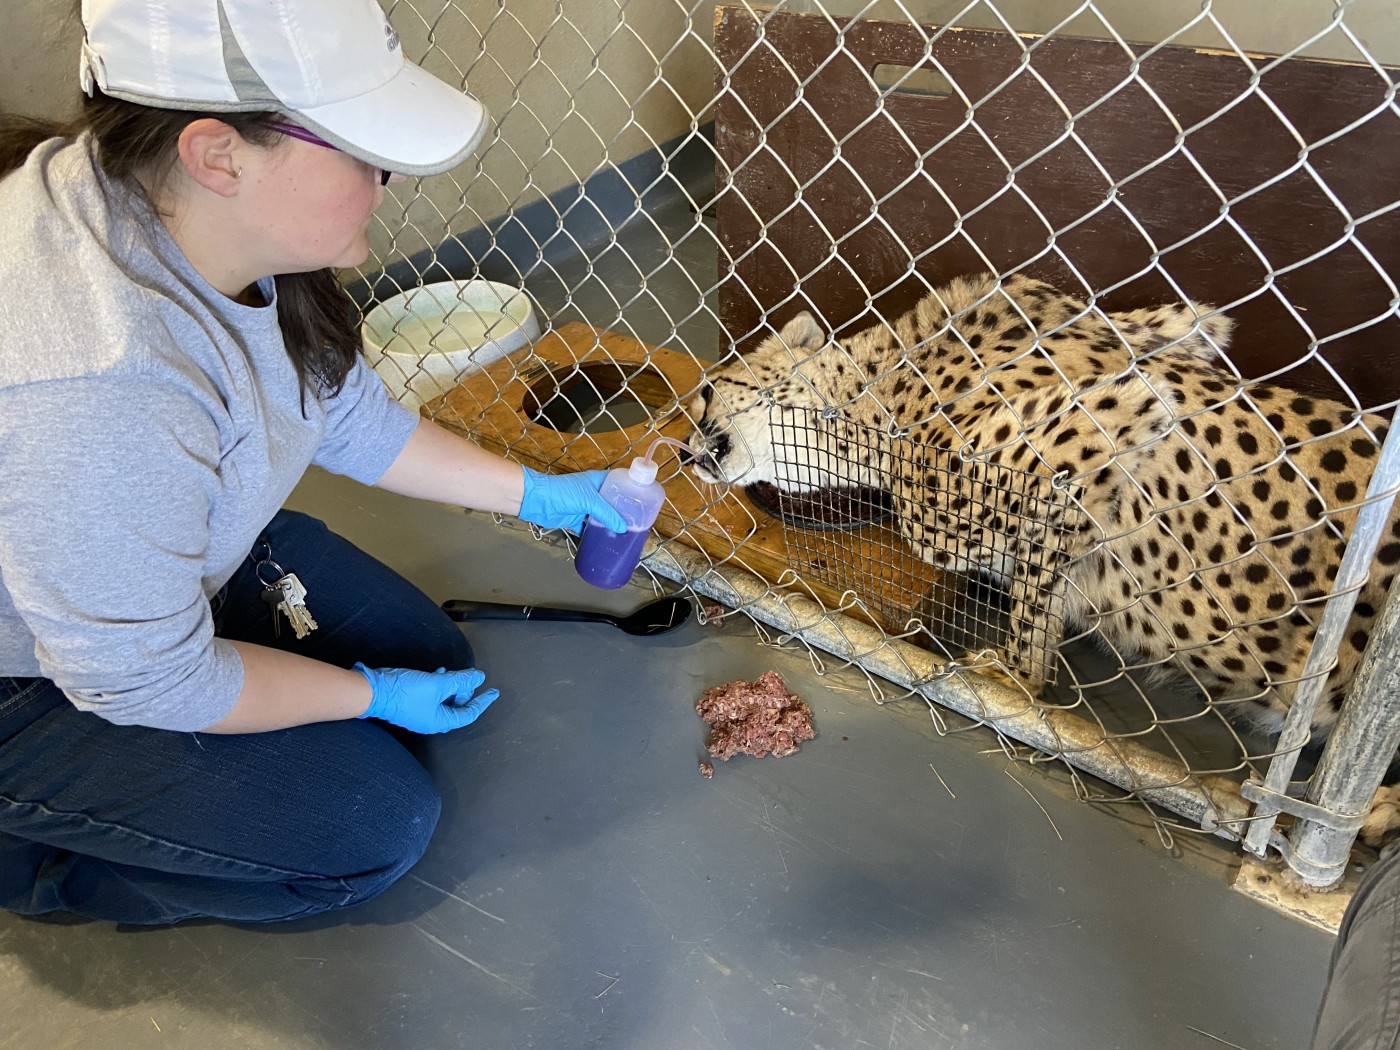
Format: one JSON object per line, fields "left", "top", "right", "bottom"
{"left": 0, "top": 0, "right": 627, "bottom": 924}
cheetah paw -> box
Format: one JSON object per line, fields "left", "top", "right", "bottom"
{"left": 1360, "top": 785, "right": 1400, "bottom": 847}
{"left": 950, "top": 649, "right": 1042, "bottom": 698}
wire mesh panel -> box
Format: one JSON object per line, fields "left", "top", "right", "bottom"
{"left": 764, "top": 411, "right": 1071, "bottom": 685}
{"left": 358, "top": 0, "right": 1400, "bottom": 887}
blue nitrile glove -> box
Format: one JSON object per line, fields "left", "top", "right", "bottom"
{"left": 517, "top": 467, "right": 628, "bottom": 533}
{"left": 354, "top": 664, "right": 500, "bottom": 735}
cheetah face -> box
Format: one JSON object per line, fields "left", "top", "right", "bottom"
{"left": 686, "top": 375, "right": 783, "bottom": 487}
{"left": 687, "top": 312, "right": 861, "bottom": 493}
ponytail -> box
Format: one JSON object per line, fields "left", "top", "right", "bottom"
{"left": 0, "top": 114, "right": 74, "bottom": 176}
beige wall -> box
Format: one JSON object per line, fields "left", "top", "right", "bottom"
{"left": 370, "top": 0, "right": 720, "bottom": 268}
{"left": 3, "top": 1, "right": 1396, "bottom": 270}
{"left": 0, "top": 3, "right": 82, "bottom": 122}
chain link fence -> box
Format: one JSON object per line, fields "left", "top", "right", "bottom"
{"left": 351, "top": 0, "right": 1400, "bottom": 889}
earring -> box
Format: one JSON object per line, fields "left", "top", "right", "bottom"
{"left": 235, "top": 167, "right": 243, "bottom": 179}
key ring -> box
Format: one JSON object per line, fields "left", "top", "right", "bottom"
{"left": 255, "top": 558, "right": 288, "bottom": 589}
{"left": 248, "top": 537, "right": 286, "bottom": 588}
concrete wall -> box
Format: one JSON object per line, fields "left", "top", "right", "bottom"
{"left": 2, "top": 1, "right": 1395, "bottom": 270}
{"left": 0, "top": 3, "right": 82, "bottom": 122}
{"left": 370, "top": 0, "right": 719, "bottom": 269}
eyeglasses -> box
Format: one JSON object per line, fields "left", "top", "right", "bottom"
{"left": 264, "top": 121, "right": 393, "bottom": 186}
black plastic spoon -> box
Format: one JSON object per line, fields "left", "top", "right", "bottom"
{"left": 440, "top": 595, "right": 693, "bottom": 637}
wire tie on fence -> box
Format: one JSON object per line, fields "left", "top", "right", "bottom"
{"left": 1155, "top": 820, "right": 1177, "bottom": 852}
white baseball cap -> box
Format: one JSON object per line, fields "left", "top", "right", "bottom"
{"left": 79, "top": 0, "right": 489, "bottom": 177}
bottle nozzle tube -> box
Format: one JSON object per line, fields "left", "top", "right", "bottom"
{"left": 642, "top": 435, "right": 696, "bottom": 467}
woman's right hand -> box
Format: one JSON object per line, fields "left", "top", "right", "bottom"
{"left": 518, "top": 467, "right": 628, "bottom": 533}
{"left": 353, "top": 664, "right": 500, "bottom": 734}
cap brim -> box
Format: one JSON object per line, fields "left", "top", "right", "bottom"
{"left": 289, "top": 61, "right": 488, "bottom": 177}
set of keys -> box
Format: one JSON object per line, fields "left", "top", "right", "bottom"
{"left": 257, "top": 563, "right": 319, "bottom": 640}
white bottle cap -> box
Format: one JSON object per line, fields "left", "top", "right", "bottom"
{"left": 628, "top": 456, "right": 659, "bottom": 485}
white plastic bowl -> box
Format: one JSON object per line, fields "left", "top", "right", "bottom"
{"left": 362, "top": 279, "right": 540, "bottom": 409}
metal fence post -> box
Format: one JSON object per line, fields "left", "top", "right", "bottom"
{"left": 1241, "top": 421, "right": 1400, "bottom": 884}
{"left": 1283, "top": 570, "right": 1400, "bottom": 885}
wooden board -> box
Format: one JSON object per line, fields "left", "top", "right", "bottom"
{"left": 424, "top": 321, "right": 944, "bottom": 626}
{"left": 713, "top": 4, "right": 1400, "bottom": 406}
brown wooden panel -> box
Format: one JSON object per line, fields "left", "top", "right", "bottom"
{"left": 714, "top": 4, "right": 1400, "bottom": 406}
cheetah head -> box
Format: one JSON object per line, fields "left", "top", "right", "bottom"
{"left": 687, "top": 312, "right": 878, "bottom": 493}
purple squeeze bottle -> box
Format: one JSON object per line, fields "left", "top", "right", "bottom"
{"left": 576, "top": 436, "right": 691, "bottom": 589}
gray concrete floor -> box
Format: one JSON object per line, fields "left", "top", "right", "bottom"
{"left": 0, "top": 475, "right": 1338, "bottom": 1049}
{"left": 0, "top": 195, "right": 1338, "bottom": 1049}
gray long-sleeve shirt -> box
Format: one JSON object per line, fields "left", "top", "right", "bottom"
{"left": 0, "top": 135, "right": 419, "bottom": 731}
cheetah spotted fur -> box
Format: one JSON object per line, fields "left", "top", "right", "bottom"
{"left": 688, "top": 273, "right": 1400, "bottom": 842}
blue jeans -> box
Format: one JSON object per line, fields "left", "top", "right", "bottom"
{"left": 0, "top": 509, "right": 477, "bottom": 925}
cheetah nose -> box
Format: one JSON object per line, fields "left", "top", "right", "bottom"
{"left": 685, "top": 431, "right": 730, "bottom": 477}
{"left": 693, "top": 450, "right": 721, "bottom": 476}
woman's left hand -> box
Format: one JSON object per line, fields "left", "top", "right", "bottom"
{"left": 354, "top": 664, "right": 499, "bottom": 734}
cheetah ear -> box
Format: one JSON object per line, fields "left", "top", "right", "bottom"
{"left": 776, "top": 311, "right": 826, "bottom": 353}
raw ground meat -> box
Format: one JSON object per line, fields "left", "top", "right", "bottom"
{"left": 696, "top": 671, "right": 815, "bottom": 762}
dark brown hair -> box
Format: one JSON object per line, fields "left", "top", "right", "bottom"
{"left": 0, "top": 90, "right": 361, "bottom": 400}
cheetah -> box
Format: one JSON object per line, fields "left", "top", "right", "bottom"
{"left": 688, "top": 272, "right": 1400, "bottom": 839}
